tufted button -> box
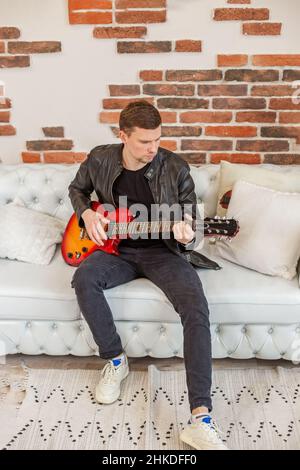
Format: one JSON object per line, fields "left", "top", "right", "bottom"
{"left": 268, "top": 327, "right": 274, "bottom": 335}
{"left": 145, "top": 348, "right": 151, "bottom": 354}
{"left": 26, "top": 321, "right": 32, "bottom": 329}
{"left": 59, "top": 199, "right": 64, "bottom": 205}
{"left": 173, "top": 350, "right": 179, "bottom": 355}
{"left": 215, "top": 326, "right": 220, "bottom": 334}
{"left": 280, "top": 351, "right": 286, "bottom": 356}
{"left": 133, "top": 326, "right": 139, "bottom": 332}
{"left": 40, "top": 346, "right": 44, "bottom": 352}
{"left": 67, "top": 346, "right": 72, "bottom": 351}
{"left": 241, "top": 326, "right": 247, "bottom": 334}
{"left": 160, "top": 326, "right": 166, "bottom": 333}
{"left": 6, "top": 198, "right": 12, "bottom": 204}
{"left": 227, "top": 350, "right": 233, "bottom": 355}
{"left": 79, "top": 324, "right": 84, "bottom": 331}
{"left": 253, "top": 350, "right": 258, "bottom": 355}
{"left": 52, "top": 323, "right": 57, "bottom": 330}
{"left": 33, "top": 197, "right": 39, "bottom": 204}
{"left": 15, "top": 344, "right": 19, "bottom": 350}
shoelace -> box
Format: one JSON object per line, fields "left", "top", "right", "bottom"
{"left": 101, "top": 361, "right": 118, "bottom": 385}
{"left": 200, "top": 419, "right": 224, "bottom": 443}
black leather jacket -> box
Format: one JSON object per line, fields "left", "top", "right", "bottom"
{"left": 68, "top": 143, "right": 221, "bottom": 270}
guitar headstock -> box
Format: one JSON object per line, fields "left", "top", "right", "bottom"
{"left": 203, "top": 216, "right": 239, "bottom": 241}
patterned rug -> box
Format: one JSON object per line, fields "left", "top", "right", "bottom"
{"left": 1, "top": 365, "right": 300, "bottom": 450}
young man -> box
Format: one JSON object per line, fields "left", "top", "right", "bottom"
{"left": 69, "top": 101, "right": 227, "bottom": 450}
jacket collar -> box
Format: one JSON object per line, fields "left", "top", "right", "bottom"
{"left": 115, "top": 143, "right": 165, "bottom": 181}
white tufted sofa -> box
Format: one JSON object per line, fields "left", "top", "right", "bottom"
{"left": 0, "top": 162, "right": 300, "bottom": 361}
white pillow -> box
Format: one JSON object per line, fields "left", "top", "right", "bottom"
{"left": 216, "top": 180, "right": 300, "bottom": 280}
{"left": 0, "top": 200, "right": 66, "bottom": 265}
{"left": 217, "top": 160, "right": 300, "bottom": 217}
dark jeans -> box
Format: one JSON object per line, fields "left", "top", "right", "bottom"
{"left": 71, "top": 243, "right": 212, "bottom": 412}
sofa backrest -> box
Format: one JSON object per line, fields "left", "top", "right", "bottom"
{"left": 0, "top": 163, "right": 300, "bottom": 220}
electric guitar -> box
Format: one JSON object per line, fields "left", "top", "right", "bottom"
{"left": 61, "top": 201, "right": 239, "bottom": 267}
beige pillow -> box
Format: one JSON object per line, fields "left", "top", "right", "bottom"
{"left": 217, "top": 160, "right": 300, "bottom": 217}
{"left": 216, "top": 180, "right": 300, "bottom": 280}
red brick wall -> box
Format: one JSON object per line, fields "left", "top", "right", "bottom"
{"left": 99, "top": 54, "right": 300, "bottom": 165}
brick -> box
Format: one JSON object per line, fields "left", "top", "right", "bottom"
{"left": 236, "top": 111, "right": 276, "bottom": 123}
{"left": 177, "top": 153, "right": 206, "bottom": 165}
{"left": 93, "top": 26, "right": 146, "bottom": 38}
{"left": 7, "top": 41, "right": 61, "bottom": 54}
{"left": 69, "top": 11, "right": 112, "bottom": 24}
{"left": 0, "top": 56, "right": 30, "bottom": 68}
{"left": 261, "top": 126, "right": 300, "bottom": 144}
{"left": 160, "top": 140, "right": 177, "bottom": 151}
{"left": 217, "top": 55, "right": 248, "bottom": 67}
{"left": 0, "top": 98, "right": 11, "bottom": 109}
{"left": 0, "top": 111, "right": 10, "bottom": 122}
{"left": 157, "top": 98, "right": 209, "bottom": 109}
{"left": 26, "top": 140, "right": 73, "bottom": 151}
{"left": 109, "top": 85, "right": 140, "bottom": 96}
{"left": 140, "top": 70, "right": 163, "bottom": 81}
{"left": 99, "top": 111, "right": 120, "bottom": 123}
{"left": 269, "top": 98, "right": 300, "bottom": 110}
{"left": 0, "top": 124, "right": 16, "bottom": 136}
{"left": 44, "top": 152, "right": 87, "bottom": 163}
{"left": 175, "top": 40, "right": 202, "bottom": 53}
{"left": 214, "top": 8, "right": 269, "bottom": 21}
{"left": 115, "top": 11, "right": 166, "bottom": 24}
{"left": 21, "top": 152, "right": 41, "bottom": 163}
{"left": 205, "top": 126, "right": 257, "bottom": 137}
{"left": 283, "top": 70, "right": 300, "bottom": 82}
{"left": 181, "top": 140, "right": 233, "bottom": 151}
{"left": 0, "top": 27, "right": 20, "bottom": 39}
{"left": 251, "top": 85, "right": 295, "bottom": 97}
{"left": 264, "top": 154, "right": 300, "bottom": 165}
{"left": 143, "top": 84, "right": 195, "bottom": 96}
{"left": 236, "top": 140, "right": 289, "bottom": 152}
{"left": 166, "top": 70, "right": 222, "bottom": 82}
{"left": 161, "top": 126, "right": 202, "bottom": 137}
{"left": 213, "top": 98, "right": 266, "bottom": 109}
{"left": 116, "top": 0, "right": 166, "bottom": 7}
{"left": 0, "top": 42, "right": 5, "bottom": 53}
{"left": 210, "top": 153, "right": 261, "bottom": 164}
{"left": 253, "top": 55, "right": 300, "bottom": 66}
{"left": 279, "top": 112, "right": 300, "bottom": 124}
{"left": 117, "top": 41, "right": 171, "bottom": 54}
{"left": 103, "top": 97, "right": 154, "bottom": 109}
{"left": 225, "top": 69, "right": 279, "bottom": 82}
{"left": 243, "top": 23, "right": 282, "bottom": 36}
{"left": 160, "top": 112, "right": 177, "bottom": 123}
{"left": 42, "top": 127, "right": 64, "bottom": 137}
{"left": 180, "top": 111, "right": 232, "bottom": 123}
{"left": 227, "top": 0, "right": 251, "bottom": 3}
{"left": 69, "top": 0, "right": 112, "bottom": 8}
{"left": 198, "top": 84, "right": 247, "bottom": 96}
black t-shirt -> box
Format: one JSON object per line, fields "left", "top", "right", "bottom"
{"left": 112, "top": 162, "right": 165, "bottom": 248}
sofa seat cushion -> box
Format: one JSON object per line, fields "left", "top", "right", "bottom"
{"left": 0, "top": 244, "right": 299, "bottom": 325}
{"left": 200, "top": 241, "right": 300, "bottom": 324}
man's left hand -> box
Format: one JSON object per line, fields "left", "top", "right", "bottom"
{"left": 172, "top": 214, "right": 195, "bottom": 245}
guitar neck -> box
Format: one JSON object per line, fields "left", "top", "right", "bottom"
{"left": 109, "top": 220, "right": 178, "bottom": 236}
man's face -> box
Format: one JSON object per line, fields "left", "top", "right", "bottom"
{"left": 120, "top": 126, "right": 161, "bottom": 165}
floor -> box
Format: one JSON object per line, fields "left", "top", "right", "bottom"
{"left": 3, "top": 354, "right": 299, "bottom": 373}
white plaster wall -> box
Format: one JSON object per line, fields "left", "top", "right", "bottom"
{"left": 0, "top": 0, "right": 299, "bottom": 163}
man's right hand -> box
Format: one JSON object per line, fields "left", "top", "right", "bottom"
{"left": 81, "top": 208, "right": 110, "bottom": 246}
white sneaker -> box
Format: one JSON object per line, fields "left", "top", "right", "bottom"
{"left": 180, "top": 414, "right": 228, "bottom": 450}
{"left": 95, "top": 354, "right": 129, "bottom": 404}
